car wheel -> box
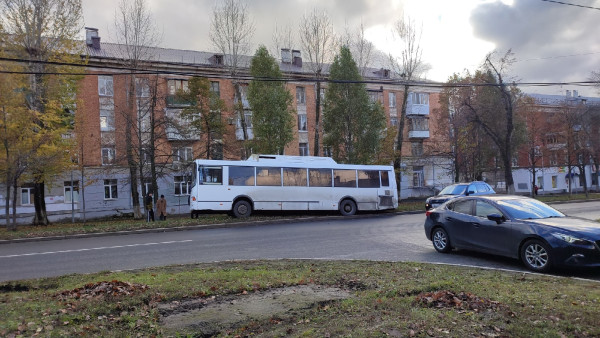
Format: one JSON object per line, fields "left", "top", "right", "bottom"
{"left": 521, "top": 239, "right": 552, "bottom": 272}
{"left": 232, "top": 200, "right": 252, "bottom": 218}
{"left": 431, "top": 227, "right": 451, "bottom": 253}
{"left": 339, "top": 199, "right": 357, "bottom": 216}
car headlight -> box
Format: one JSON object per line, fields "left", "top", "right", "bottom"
{"left": 551, "top": 233, "right": 593, "bottom": 246}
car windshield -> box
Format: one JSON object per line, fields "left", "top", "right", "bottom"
{"left": 439, "top": 184, "right": 467, "bottom": 195}
{"left": 497, "top": 199, "right": 565, "bottom": 219}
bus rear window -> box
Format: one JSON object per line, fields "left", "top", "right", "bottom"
{"left": 358, "top": 170, "right": 380, "bottom": 188}
{"left": 380, "top": 171, "right": 390, "bottom": 187}
{"left": 229, "top": 166, "right": 255, "bottom": 186}
{"left": 309, "top": 169, "right": 332, "bottom": 187}
{"left": 199, "top": 166, "right": 223, "bottom": 185}
{"left": 334, "top": 169, "right": 357, "bottom": 188}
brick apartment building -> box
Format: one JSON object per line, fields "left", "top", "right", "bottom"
{"left": 1, "top": 27, "right": 452, "bottom": 223}
{"left": 487, "top": 90, "right": 600, "bottom": 194}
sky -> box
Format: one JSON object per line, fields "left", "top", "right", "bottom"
{"left": 81, "top": 0, "right": 600, "bottom": 97}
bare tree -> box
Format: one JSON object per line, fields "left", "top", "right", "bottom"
{"left": 112, "top": 0, "right": 161, "bottom": 218}
{"left": 299, "top": 9, "right": 334, "bottom": 156}
{"left": 271, "top": 21, "right": 295, "bottom": 60}
{"left": 388, "top": 16, "right": 427, "bottom": 196}
{"left": 210, "top": 0, "right": 254, "bottom": 158}
{"left": 339, "top": 20, "right": 373, "bottom": 77}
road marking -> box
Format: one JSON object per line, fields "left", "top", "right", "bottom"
{"left": 0, "top": 240, "right": 193, "bottom": 258}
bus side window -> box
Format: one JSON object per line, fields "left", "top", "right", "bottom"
{"left": 358, "top": 170, "right": 380, "bottom": 188}
{"left": 256, "top": 167, "right": 282, "bottom": 186}
{"left": 229, "top": 166, "right": 255, "bottom": 186}
{"left": 380, "top": 171, "right": 390, "bottom": 187}
{"left": 283, "top": 168, "right": 308, "bottom": 186}
{"left": 334, "top": 169, "right": 357, "bottom": 188}
{"left": 201, "top": 166, "right": 223, "bottom": 185}
{"left": 309, "top": 169, "right": 332, "bottom": 187}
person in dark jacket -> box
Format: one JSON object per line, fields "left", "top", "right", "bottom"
{"left": 145, "top": 192, "right": 154, "bottom": 222}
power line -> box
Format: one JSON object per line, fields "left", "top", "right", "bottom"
{"left": 540, "top": 0, "right": 600, "bottom": 10}
{"left": 0, "top": 56, "right": 598, "bottom": 89}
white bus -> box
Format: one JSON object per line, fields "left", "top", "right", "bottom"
{"left": 189, "top": 154, "right": 398, "bottom": 218}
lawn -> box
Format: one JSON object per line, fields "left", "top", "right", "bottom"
{"left": 1, "top": 260, "right": 599, "bottom": 337}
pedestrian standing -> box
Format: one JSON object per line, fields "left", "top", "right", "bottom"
{"left": 157, "top": 194, "right": 167, "bottom": 221}
{"left": 145, "top": 192, "right": 154, "bottom": 222}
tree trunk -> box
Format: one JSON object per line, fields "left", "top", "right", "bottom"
{"left": 32, "top": 181, "right": 49, "bottom": 225}
{"left": 313, "top": 79, "right": 321, "bottom": 156}
{"left": 4, "top": 179, "right": 11, "bottom": 229}
{"left": 233, "top": 82, "right": 248, "bottom": 156}
{"left": 394, "top": 85, "right": 410, "bottom": 198}
{"left": 10, "top": 180, "right": 18, "bottom": 230}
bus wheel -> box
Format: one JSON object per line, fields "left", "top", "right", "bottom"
{"left": 339, "top": 199, "right": 357, "bottom": 216}
{"left": 232, "top": 200, "right": 252, "bottom": 218}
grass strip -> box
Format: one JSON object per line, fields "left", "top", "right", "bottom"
{"left": 1, "top": 260, "right": 599, "bottom": 337}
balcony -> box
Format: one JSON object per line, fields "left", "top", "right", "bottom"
{"left": 166, "top": 95, "right": 192, "bottom": 107}
{"left": 408, "top": 130, "right": 430, "bottom": 139}
{"left": 406, "top": 104, "right": 429, "bottom": 116}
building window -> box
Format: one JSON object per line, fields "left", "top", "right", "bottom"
{"left": 235, "top": 84, "right": 250, "bottom": 108}
{"left": 168, "top": 79, "right": 188, "bottom": 95}
{"left": 368, "top": 91, "right": 382, "bottom": 103}
{"left": 21, "top": 187, "right": 34, "bottom": 205}
{"left": 296, "top": 86, "right": 305, "bottom": 105}
{"left": 412, "top": 166, "right": 424, "bottom": 187}
{"left": 174, "top": 175, "right": 191, "bottom": 195}
{"left": 143, "top": 179, "right": 152, "bottom": 196}
{"left": 390, "top": 117, "right": 398, "bottom": 126}
{"left": 99, "top": 115, "right": 114, "bottom": 131}
{"left": 167, "top": 79, "right": 189, "bottom": 106}
{"left": 551, "top": 175, "right": 557, "bottom": 188}
{"left": 210, "top": 81, "right": 220, "bottom": 97}
{"left": 319, "top": 88, "right": 325, "bottom": 104}
{"left": 323, "top": 145, "right": 332, "bottom": 157}
{"left": 411, "top": 141, "right": 424, "bottom": 157}
{"left": 410, "top": 117, "right": 429, "bottom": 131}
{"left": 102, "top": 147, "right": 116, "bottom": 165}
{"left": 104, "top": 179, "right": 118, "bottom": 199}
{"left": 64, "top": 181, "right": 79, "bottom": 203}
{"left": 135, "top": 78, "right": 150, "bottom": 97}
{"left": 98, "top": 75, "right": 113, "bottom": 96}
{"left": 173, "top": 146, "right": 193, "bottom": 162}
{"left": 299, "top": 142, "right": 309, "bottom": 156}
{"left": 549, "top": 151, "right": 558, "bottom": 166}
{"left": 236, "top": 112, "right": 253, "bottom": 129}
{"left": 298, "top": 114, "right": 307, "bottom": 131}
{"left": 389, "top": 92, "right": 396, "bottom": 108}
{"left": 411, "top": 92, "right": 429, "bottom": 105}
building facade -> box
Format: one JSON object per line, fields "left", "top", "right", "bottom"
{"left": 0, "top": 28, "right": 452, "bottom": 223}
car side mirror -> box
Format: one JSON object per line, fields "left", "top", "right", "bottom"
{"left": 487, "top": 213, "right": 504, "bottom": 224}
{"left": 466, "top": 190, "right": 475, "bottom": 196}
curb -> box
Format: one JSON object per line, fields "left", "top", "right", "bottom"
{"left": 0, "top": 210, "right": 425, "bottom": 245}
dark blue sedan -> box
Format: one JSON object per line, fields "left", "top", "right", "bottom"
{"left": 424, "top": 195, "right": 600, "bottom": 272}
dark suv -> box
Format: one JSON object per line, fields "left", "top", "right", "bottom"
{"left": 425, "top": 181, "right": 495, "bottom": 210}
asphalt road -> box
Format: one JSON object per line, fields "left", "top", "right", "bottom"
{"left": 1, "top": 201, "right": 599, "bottom": 283}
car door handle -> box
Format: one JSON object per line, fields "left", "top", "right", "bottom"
{"left": 471, "top": 222, "right": 480, "bottom": 227}
{"left": 445, "top": 217, "right": 456, "bottom": 222}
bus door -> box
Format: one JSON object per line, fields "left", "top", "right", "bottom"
{"left": 378, "top": 170, "right": 395, "bottom": 209}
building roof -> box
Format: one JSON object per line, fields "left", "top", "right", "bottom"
{"left": 83, "top": 40, "right": 415, "bottom": 83}
{"left": 528, "top": 93, "right": 600, "bottom": 106}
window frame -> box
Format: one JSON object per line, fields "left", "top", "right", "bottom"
{"left": 103, "top": 179, "right": 118, "bottom": 200}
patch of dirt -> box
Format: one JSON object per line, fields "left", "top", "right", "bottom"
{"left": 55, "top": 280, "right": 149, "bottom": 300}
{"left": 414, "top": 290, "right": 510, "bottom": 313}
{"left": 159, "top": 284, "right": 352, "bottom": 336}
